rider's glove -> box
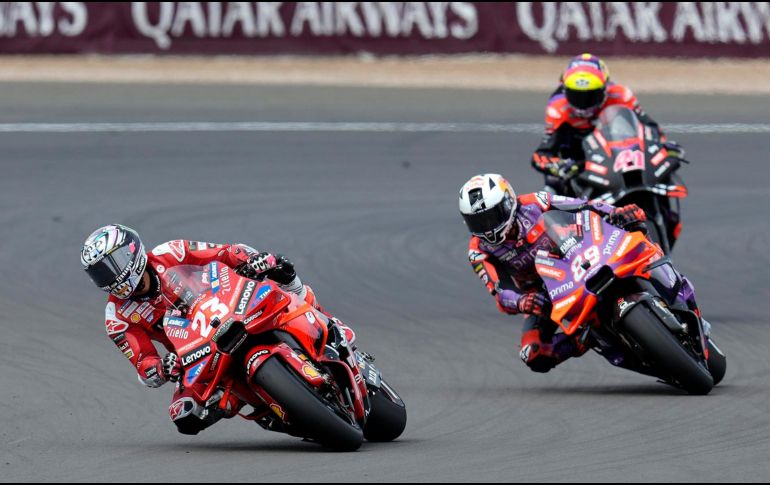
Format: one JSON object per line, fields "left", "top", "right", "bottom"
{"left": 263, "top": 254, "right": 297, "bottom": 286}
{"left": 517, "top": 292, "right": 550, "bottom": 317}
{"left": 664, "top": 140, "right": 686, "bottom": 160}
{"left": 498, "top": 289, "right": 549, "bottom": 317}
{"left": 160, "top": 352, "right": 182, "bottom": 382}
{"left": 547, "top": 158, "right": 580, "bottom": 179}
{"left": 235, "top": 251, "right": 279, "bottom": 279}
{"left": 610, "top": 204, "right": 648, "bottom": 234}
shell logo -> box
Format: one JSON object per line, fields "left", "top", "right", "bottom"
{"left": 302, "top": 365, "right": 321, "bottom": 379}
{"left": 270, "top": 404, "right": 286, "bottom": 421}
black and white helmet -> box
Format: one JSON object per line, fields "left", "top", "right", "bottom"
{"left": 459, "top": 174, "right": 518, "bottom": 245}
{"left": 81, "top": 224, "right": 147, "bottom": 299}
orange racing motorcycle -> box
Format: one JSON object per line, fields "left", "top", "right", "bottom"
{"left": 534, "top": 208, "right": 725, "bottom": 394}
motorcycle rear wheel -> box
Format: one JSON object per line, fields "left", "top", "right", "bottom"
{"left": 621, "top": 304, "right": 713, "bottom": 395}
{"left": 253, "top": 357, "right": 364, "bottom": 451}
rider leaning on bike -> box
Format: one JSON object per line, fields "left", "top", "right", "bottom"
{"left": 531, "top": 53, "right": 681, "bottom": 195}
{"left": 459, "top": 174, "right": 647, "bottom": 373}
{"left": 80, "top": 224, "right": 335, "bottom": 435}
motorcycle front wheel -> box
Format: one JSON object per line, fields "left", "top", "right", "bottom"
{"left": 621, "top": 304, "right": 713, "bottom": 395}
{"left": 253, "top": 357, "right": 364, "bottom": 451}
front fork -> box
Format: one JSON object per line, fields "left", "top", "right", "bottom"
{"left": 324, "top": 320, "right": 382, "bottom": 419}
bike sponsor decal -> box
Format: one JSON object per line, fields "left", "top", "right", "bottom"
{"left": 535, "top": 191, "right": 550, "bottom": 210}
{"left": 164, "top": 316, "right": 190, "bottom": 328}
{"left": 270, "top": 404, "right": 286, "bottom": 421}
{"left": 554, "top": 293, "right": 579, "bottom": 311}
{"left": 617, "top": 298, "right": 632, "bottom": 316}
{"left": 559, "top": 236, "right": 578, "bottom": 255}
{"left": 209, "top": 262, "right": 220, "bottom": 293}
{"left": 614, "top": 149, "right": 645, "bottom": 173}
{"left": 166, "top": 327, "right": 190, "bottom": 340}
{"left": 614, "top": 234, "right": 635, "bottom": 258}
{"left": 586, "top": 161, "right": 608, "bottom": 175}
{"left": 255, "top": 285, "right": 272, "bottom": 303}
{"left": 184, "top": 356, "right": 210, "bottom": 386}
{"left": 582, "top": 210, "right": 591, "bottom": 234}
{"left": 234, "top": 281, "right": 257, "bottom": 316}
{"left": 654, "top": 161, "right": 671, "bottom": 178}
{"left": 130, "top": 313, "right": 142, "bottom": 323}
{"left": 210, "top": 352, "right": 221, "bottom": 369}
{"left": 591, "top": 212, "right": 603, "bottom": 244}
{"left": 247, "top": 349, "right": 270, "bottom": 374}
{"left": 106, "top": 320, "right": 129, "bottom": 335}
{"left": 549, "top": 281, "right": 575, "bottom": 299}
{"left": 218, "top": 265, "right": 232, "bottom": 293}
{"left": 535, "top": 256, "right": 555, "bottom": 267}
{"left": 243, "top": 310, "right": 264, "bottom": 325}
{"left": 181, "top": 343, "right": 212, "bottom": 366}
{"left": 604, "top": 230, "right": 622, "bottom": 256}
{"left": 537, "top": 264, "right": 566, "bottom": 281}
{"left": 302, "top": 364, "right": 321, "bottom": 380}
{"left": 651, "top": 150, "right": 668, "bottom": 167}
{"left": 152, "top": 240, "right": 186, "bottom": 262}
{"left": 118, "top": 341, "right": 130, "bottom": 352}
{"left": 587, "top": 174, "right": 610, "bottom": 186}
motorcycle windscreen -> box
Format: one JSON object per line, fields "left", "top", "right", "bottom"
{"left": 542, "top": 211, "right": 584, "bottom": 257}
{"left": 158, "top": 264, "right": 211, "bottom": 310}
{"left": 597, "top": 105, "right": 641, "bottom": 142}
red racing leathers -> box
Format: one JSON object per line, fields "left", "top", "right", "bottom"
{"left": 468, "top": 192, "right": 618, "bottom": 373}
{"left": 105, "top": 240, "right": 327, "bottom": 389}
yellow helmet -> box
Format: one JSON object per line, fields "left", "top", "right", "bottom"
{"left": 562, "top": 53, "right": 609, "bottom": 117}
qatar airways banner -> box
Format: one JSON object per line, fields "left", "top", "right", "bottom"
{"left": 1, "top": 2, "right": 770, "bottom": 57}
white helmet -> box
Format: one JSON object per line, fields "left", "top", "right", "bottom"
{"left": 459, "top": 174, "right": 518, "bottom": 245}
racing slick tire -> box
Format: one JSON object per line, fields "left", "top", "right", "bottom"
{"left": 254, "top": 357, "right": 364, "bottom": 451}
{"left": 707, "top": 339, "right": 727, "bottom": 386}
{"left": 363, "top": 380, "right": 407, "bottom": 442}
{"left": 621, "top": 304, "right": 714, "bottom": 395}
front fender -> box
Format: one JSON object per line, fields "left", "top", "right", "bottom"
{"left": 616, "top": 292, "right": 683, "bottom": 334}
{"left": 245, "top": 343, "right": 327, "bottom": 388}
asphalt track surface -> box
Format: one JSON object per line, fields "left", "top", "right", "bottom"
{"left": 1, "top": 83, "right": 769, "bottom": 482}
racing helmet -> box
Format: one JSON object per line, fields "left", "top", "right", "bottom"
{"left": 459, "top": 174, "right": 518, "bottom": 245}
{"left": 562, "top": 53, "right": 610, "bottom": 118}
{"left": 81, "top": 224, "right": 147, "bottom": 299}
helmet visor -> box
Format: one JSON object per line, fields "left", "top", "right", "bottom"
{"left": 462, "top": 198, "right": 513, "bottom": 236}
{"left": 566, "top": 88, "right": 605, "bottom": 111}
{"left": 85, "top": 246, "right": 137, "bottom": 289}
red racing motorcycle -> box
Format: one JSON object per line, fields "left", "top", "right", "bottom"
{"left": 159, "top": 262, "right": 406, "bottom": 451}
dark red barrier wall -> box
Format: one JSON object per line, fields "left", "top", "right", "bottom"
{"left": 1, "top": 2, "right": 770, "bottom": 57}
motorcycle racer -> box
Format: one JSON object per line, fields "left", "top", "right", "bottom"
{"left": 459, "top": 174, "right": 647, "bottom": 373}
{"left": 531, "top": 53, "right": 681, "bottom": 194}
{"left": 81, "top": 224, "right": 331, "bottom": 434}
